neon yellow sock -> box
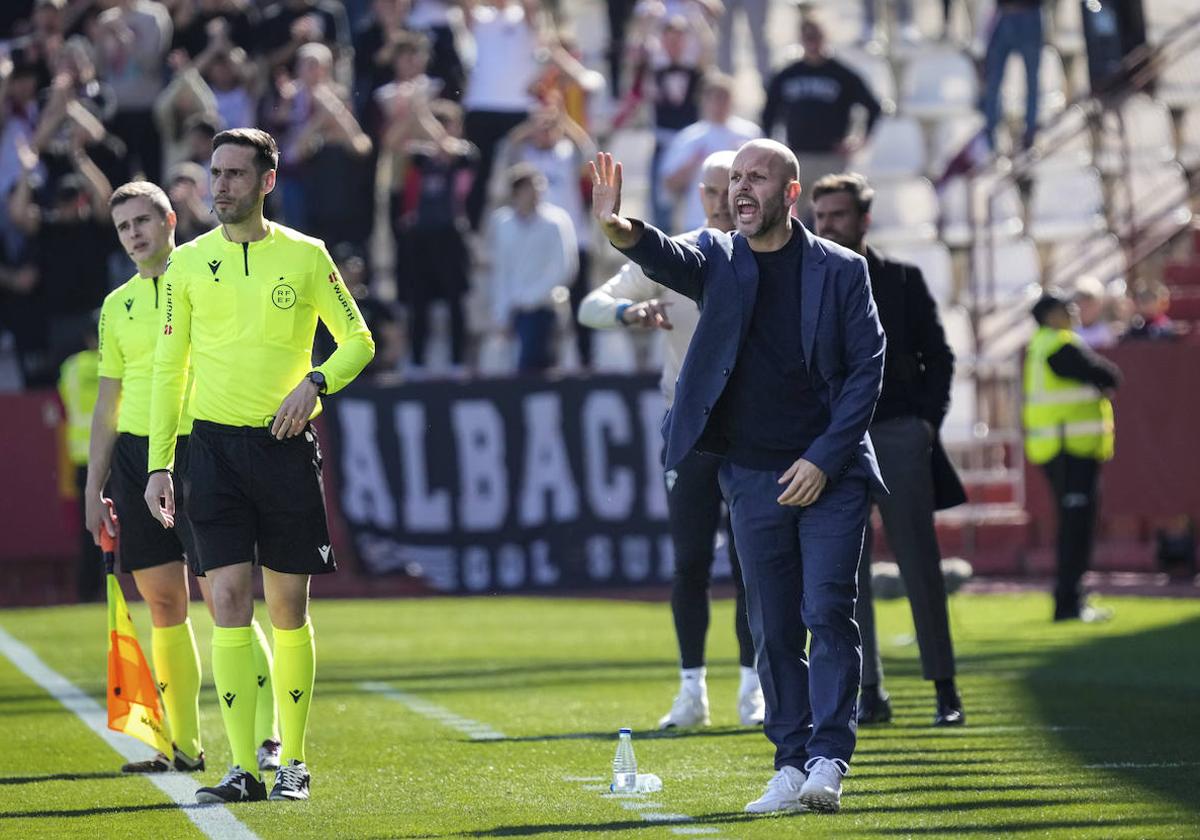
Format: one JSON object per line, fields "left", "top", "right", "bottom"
{"left": 211, "top": 625, "right": 260, "bottom": 777}
{"left": 250, "top": 618, "right": 279, "bottom": 745}
{"left": 273, "top": 620, "right": 315, "bottom": 765}
{"left": 151, "top": 619, "right": 202, "bottom": 758}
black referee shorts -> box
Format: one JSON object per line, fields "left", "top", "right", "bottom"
{"left": 110, "top": 433, "right": 201, "bottom": 576}
{"left": 184, "top": 420, "right": 336, "bottom": 576}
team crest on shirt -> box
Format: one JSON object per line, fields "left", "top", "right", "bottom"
{"left": 272, "top": 282, "right": 296, "bottom": 310}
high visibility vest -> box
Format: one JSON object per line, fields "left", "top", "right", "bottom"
{"left": 58, "top": 349, "right": 100, "bottom": 467}
{"left": 1022, "top": 327, "right": 1114, "bottom": 465}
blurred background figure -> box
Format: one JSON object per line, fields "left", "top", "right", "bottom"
{"left": 487, "top": 163, "right": 576, "bottom": 373}
{"left": 761, "top": 13, "right": 880, "bottom": 219}
{"left": 981, "top": 0, "right": 1044, "bottom": 152}
{"left": 1124, "top": 283, "right": 1178, "bottom": 342}
{"left": 57, "top": 312, "right": 103, "bottom": 602}
{"left": 1023, "top": 293, "right": 1120, "bottom": 622}
{"left": 1073, "top": 275, "right": 1118, "bottom": 349}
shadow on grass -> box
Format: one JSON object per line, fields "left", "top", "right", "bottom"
{"left": 870, "top": 817, "right": 1181, "bottom": 835}
{"left": 1, "top": 802, "right": 183, "bottom": 819}
{"left": 0, "top": 771, "right": 127, "bottom": 785}
{"left": 1026, "top": 614, "right": 1200, "bottom": 820}
{"left": 464, "top": 810, "right": 756, "bottom": 837}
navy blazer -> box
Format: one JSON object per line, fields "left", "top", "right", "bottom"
{"left": 621, "top": 219, "right": 888, "bottom": 493}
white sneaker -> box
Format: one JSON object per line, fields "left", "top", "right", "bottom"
{"left": 257, "top": 739, "right": 281, "bottom": 772}
{"left": 657, "top": 686, "right": 710, "bottom": 729}
{"left": 744, "top": 766, "right": 808, "bottom": 814}
{"left": 799, "top": 757, "right": 849, "bottom": 813}
{"left": 737, "top": 684, "right": 765, "bottom": 726}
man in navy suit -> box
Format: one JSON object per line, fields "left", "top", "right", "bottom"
{"left": 590, "top": 142, "right": 885, "bottom": 814}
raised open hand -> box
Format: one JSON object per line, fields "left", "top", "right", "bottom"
{"left": 588, "top": 152, "right": 639, "bottom": 247}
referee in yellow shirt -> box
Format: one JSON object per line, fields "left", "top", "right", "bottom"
{"left": 88, "top": 181, "right": 281, "bottom": 777}
{"left": 144, "top": 129, "right": 374, "bottom": 804}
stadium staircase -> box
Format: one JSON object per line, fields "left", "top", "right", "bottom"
{"left": 894, "top": 7, "right": 1200, "bottom": 575}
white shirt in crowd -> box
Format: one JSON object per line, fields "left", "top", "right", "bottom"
{"left": 463, "top": 3, "right": 540, "bottom": 113}
{"left": 512, "top": 140, "right": 590, "bottom": 251}
{"left": 578, "top": 251, "right": 700, "bottom": 407}
{"left": 97, "top": 0, "right": 173, "bottom": 112}
{"left": 488, "top": 202, "right": 578, "bottom": 325}
{"left": 660, "top": 117, "right": 761, "bottom": 230}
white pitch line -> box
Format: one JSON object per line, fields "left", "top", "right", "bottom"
{"left": 567, "top": 776, "right": 731, "bottom": 838}
{"left": 359, "top": 681, "right": 506, "bottom": 740}
{"left": 0, "top": 625, "right": 258, "bottom": 840}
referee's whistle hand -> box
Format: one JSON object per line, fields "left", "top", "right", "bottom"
{"left": 271, "top": 379, "right": 319, "bottom": 439}
{"left": 144, "top": 472, "right": 176, "bottom": 529}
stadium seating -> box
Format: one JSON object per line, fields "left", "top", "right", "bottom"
{"left": 1027, "top": 166, "right": 1107, "bottom": 243}
{"left": 880, "top": 240, "right": 955, "bottom": 305}
{"left": 852, "top": 115, "right": 926, "bottom": 180}
{"left": 867, "top": 176, "right": 939, "bottom": 245}
{"left": 901, "top": 48, "right": 978, "bottom": 120}
{"left": 939, "top": 175, "right": 1024, "bottom": 248}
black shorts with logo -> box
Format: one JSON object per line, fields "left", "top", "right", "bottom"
{"left": 184, "top": 420, "right": 336, "bottom": 575}
{"left": 110, "top": 433, "right": 201, "bottom": 576}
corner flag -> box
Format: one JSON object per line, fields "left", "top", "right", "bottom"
{"left": 102, "top": 525, "right": 173, "bottom": 758}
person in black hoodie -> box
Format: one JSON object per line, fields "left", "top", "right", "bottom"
{"left": 812, "top": 172, "right": 967, "bottom": 729}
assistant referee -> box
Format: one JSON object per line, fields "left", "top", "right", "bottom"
{"left": 144, "top": 128, "right": 374, "bottom": 804}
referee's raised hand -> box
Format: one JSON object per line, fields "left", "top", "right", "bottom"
{"left": 589, "top": 152, "right": 640, "bottom": 249}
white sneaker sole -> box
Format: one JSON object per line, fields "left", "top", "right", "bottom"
{"left": 269, "top": 791, "right": 309, "bottom": 802}
{"left": 799, "top": 789, "right": 841, "bottom": 813}
{"left": 744, "top": 800, "right": 808, "bottom": 814}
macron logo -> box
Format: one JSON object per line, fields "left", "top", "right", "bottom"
{"left": 208, "top": 260, "right": 221, "bottom": 274}
{"left": 318, "top": 545, "right": 331, "bottom": 564}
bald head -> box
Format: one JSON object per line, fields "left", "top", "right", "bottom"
{"left": 698, "top": 151, "right": 735, "bottom": 231}
{"left": 729, "top": 140, "right": 802, "bottom": 248}
{"left": 701, "top": 150, "right": 736, "bottom": 181}
{"left": 734, "top": 139, "right": 800, "bottom": 184}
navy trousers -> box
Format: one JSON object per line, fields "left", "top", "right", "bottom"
{"left": 718, "top": 461, "right": 868, "bottom": 768}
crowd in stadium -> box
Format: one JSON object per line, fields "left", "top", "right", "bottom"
{"left": 0, "top": 0, "right": 1186, "bottom": 395}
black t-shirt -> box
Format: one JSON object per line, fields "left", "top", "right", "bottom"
{"left": 653, "top": 64, "right": 703, "bottom": 133}
{"left": 762, "top": 58, "right": 882, "bottom": 153}
{"left": 711, "top": 224, "right": 830, "bottom": 470}
{"left": 402, "top": 145, "right": 478, "bottom": 229}
{"left": 172, "top": 9, "right": 259, "bottom": 57}
{"left": 33, "top": 215, "right": 114, "bottom": 315}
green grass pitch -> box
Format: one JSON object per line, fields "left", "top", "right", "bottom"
{"left": 1, "top": 593, "right": 1198, "bottom": 839}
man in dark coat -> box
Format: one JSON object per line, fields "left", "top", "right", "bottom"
{"left": 812, "top": 172, "right": 967, "bottom": 728}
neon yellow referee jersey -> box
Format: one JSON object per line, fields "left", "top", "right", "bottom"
{"left": 148, "top": 222, "right": 375, "bottom": 471}
{"left": 98, "top": 273, "right": 194, "bottom": 437}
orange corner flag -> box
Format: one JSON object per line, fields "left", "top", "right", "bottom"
{"left": 103, "top": 526, "right": 173, "bottom": 758}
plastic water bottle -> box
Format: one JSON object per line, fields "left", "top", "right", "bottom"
{"left": 611, "top": 728, "right": 637, "bottom": 793}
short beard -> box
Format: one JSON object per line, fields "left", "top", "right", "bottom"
{"left": 214, "top": 195, "right": 259, "bottom": 225}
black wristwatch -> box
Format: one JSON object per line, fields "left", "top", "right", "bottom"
{"left": 306, "top": 370, "right": 327, "bottom": 394}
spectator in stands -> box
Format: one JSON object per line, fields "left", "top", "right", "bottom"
{"left": 194, "top": 19, "right": 260, "bottom": 132}
{"left": 7, "top": 135, "right": 114, "bottom": 387}
{"left": 267, "top": 41, "right": 373, "bottom": 243}
{"left": 487, "top": 163, "right": 577, "bottom": 372}
{"left": 1, "top": 60, "right": 43, "bottom": 257}
{"left": 168, "top": 0, "right": 259, "bottom": 58}
{"left": 718, "top": 0, "right": 771, "bottom": 82}
{"left": 94, "top": 0, "right": 174, "bottom": 181}
{"left": 529, "top": 35, "right": 607, "bottom": 135}
{"left": 981, "top": 0, "right": 1044, "bottom": 152}
{"left": 1124, "top": 283, "right": 1178, "bottom": 342}
{"left": 811, "top": 172, "right": 966, "bottom": 729}
{"left": 166, "top": 161, "right": 215, "bottom": 243}
{"left": 154, "top": 49, "right": 220, "bottom": 175}
{"left": 57, "top": 313, "right": 103, "bottom": 602}
{"left": 256, "top": 0, "right": 352, "bottom": 73}
{"left": 403, "top": 0, "right": 468, "bottom": 102}
{"left": 501, "top": 104, "right": 597, "bottom": 368}
{"left": 762, "top": 13, "right": 881, "bottom": 217}
{"left": 353, "top": 0, "right": 412, "bottom": 115}
{"left": 394, "top": 99, "right": 477, "bottom": 375}
{"left": 659, "top": 73, "right": 760, "bottom": 233}
{"left": 1023, "top": 292, "right": 1120, "bottom": 622}
{"left": 613, "top": 14, "right": 712, "bottom": 231}
{"left": 371, "top": 31, "right": 444, "bottom": 141}
{"left": 1073, "top": 275, "right": 1118, "bottom": 349}
{"left": 461, "top": 0, "right": 544, "bottom": 229}
{"left": 860, "top": 0, "right": 920, "bottom": 46}
{"left": 7, "top": 0, "right": 68, "bottom": 92}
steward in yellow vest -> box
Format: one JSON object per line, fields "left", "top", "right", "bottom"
{"left": 1022, "top": 292, "right": 1121, "bottom": 622}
